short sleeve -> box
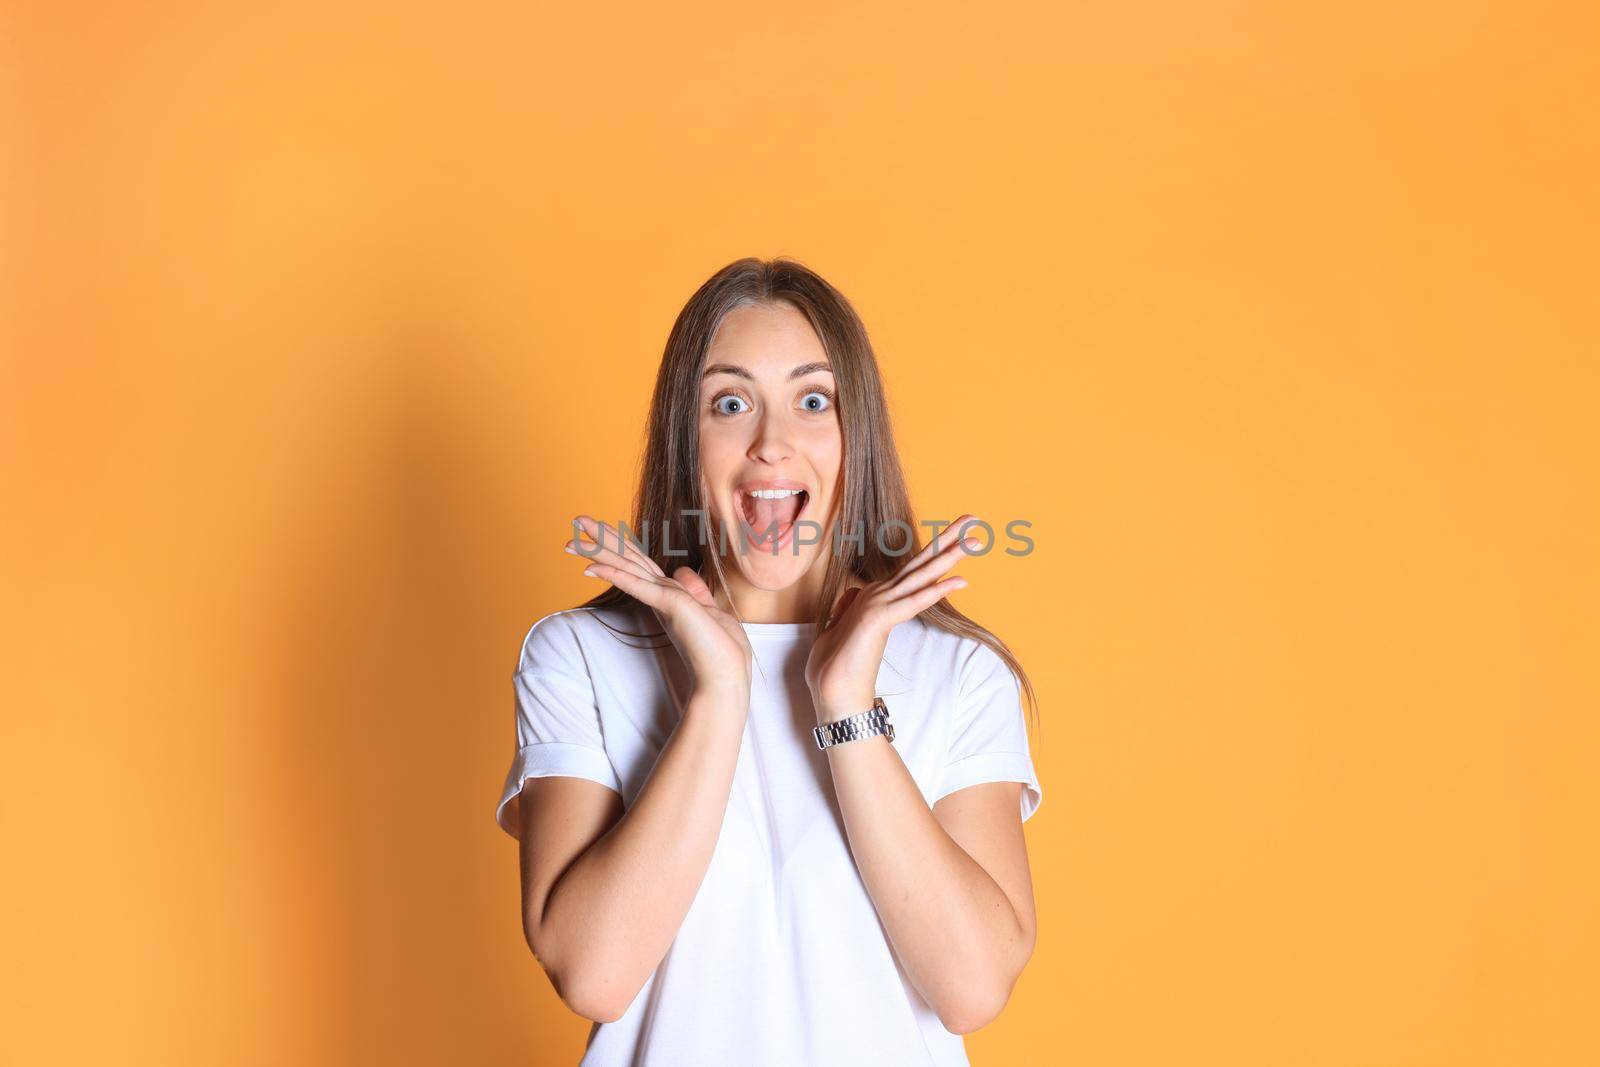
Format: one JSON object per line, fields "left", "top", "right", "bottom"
{"left": 494, "top": 610, "right": 624, "bottom": 840}
{"left": 932, "top": 638, "right": 1043, "bottom": 823}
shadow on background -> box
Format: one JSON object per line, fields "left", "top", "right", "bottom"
{"left": 270, "top": 289, "right": 589, "bottom": 1062}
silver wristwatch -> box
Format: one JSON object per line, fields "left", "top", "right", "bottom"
{"left": 813, "top": 697, "right": 895, "bottom": 749}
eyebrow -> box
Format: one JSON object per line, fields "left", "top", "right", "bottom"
{"left": 702, "top": 361, "right": 834, "bottom": 381}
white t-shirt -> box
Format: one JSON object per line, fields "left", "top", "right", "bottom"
{"left": 494, "top": 600, "right": 1043, "bottom": 1066}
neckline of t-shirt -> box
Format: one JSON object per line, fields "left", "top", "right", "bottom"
{"left": 740, "top": 621, "right": 816, "bottom": 638}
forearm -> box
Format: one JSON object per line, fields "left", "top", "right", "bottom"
{"left": 539, "top": 685, "right": 748, "bottom": 1017}
{"left": 822, "top": 731, "right": 1029, "bottom": 1032}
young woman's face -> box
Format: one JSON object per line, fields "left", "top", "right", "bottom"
{"left": 697, "top": 301, "right": 843, "bottom": 591}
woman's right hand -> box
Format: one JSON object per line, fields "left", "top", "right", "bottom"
{"left": 568, "top": 515, "right": 753, "bottom": 701}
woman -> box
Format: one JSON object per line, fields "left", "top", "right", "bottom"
{"left": 494, "top": 257, "right": 1043, "bottom": 1066}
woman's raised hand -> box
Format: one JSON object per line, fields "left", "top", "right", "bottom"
{"left": 568, "top": 515, "right": 753, "bottom": 702}
{"left": 803, "top": 513, "right": 982, "bottom": 723}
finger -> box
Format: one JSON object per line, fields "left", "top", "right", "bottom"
{"left": 888, "top": 574, "right": 968, "bottom": 621}
{"left": 581, "top": 560, "right": 679, "bottom": 613}
{"left": 578, "top": 515, "right": 666, "bottom": 578}
{"left": 567, "top": 535, "right": 658, "bottom": 585}
{"left": 887, "top": 520, "right": 983, "bottom": 599}
{"left": 573, "top": 515, "right": 666, "bottom": 578}
{"left": 569, "top": 515, "right": 663, "bottom": 580}
{"left": 886, "top": 513, "right": 979, "bottom": 587}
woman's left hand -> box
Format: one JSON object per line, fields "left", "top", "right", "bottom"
{"left": 805, "top": 513, "right": 985, "bottom": 724}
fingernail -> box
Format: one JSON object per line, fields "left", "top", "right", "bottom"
{"left": 954, "top": 578, "right": 969, "bottom": 588}
{"left": 583, "top": 566, "right": 597, "bottom": 577}
{"left": 962, "top": 536, "right": 981, "bottom": 551}
{"left": 564, "top": 544, "right": 577, "bottom": 555}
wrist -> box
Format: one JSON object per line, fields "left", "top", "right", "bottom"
{"left": 812, "top": 689, "right": 877, "bottom": 725}
{"left": 812, "top": 696, "right": 895, "bottom": 749}
{"left": 692, "top": 679, "right": 751, "bottom": 709}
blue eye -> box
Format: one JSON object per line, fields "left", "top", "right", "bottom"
{"left": 800, "top": 390, "right": 834, "bottom": 413}
{"left": 713, "top": 394, "right": 749, "bottom": 415}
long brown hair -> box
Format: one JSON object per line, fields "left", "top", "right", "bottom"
{"left": 579, "top": 256, "right": 1039, "bottom": 736}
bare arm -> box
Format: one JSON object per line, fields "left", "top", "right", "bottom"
{"left": 823, "top": 740, "right": 1037, "bottom": 1033}
{"left": 513, "top": 515, "right": 756, "bottom": 1022}
{"left": 517, "top": 682, "right": 748, "bottom": 1023}
{"left": 804, "top": 513, "right": 1038, "bottom": 1033}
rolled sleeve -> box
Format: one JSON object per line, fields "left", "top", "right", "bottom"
{"left": 494, "top": 611, "right": 623, "bottom": 840}
{"left": 932, "top": 638, "right": 1043, "bottom": 823}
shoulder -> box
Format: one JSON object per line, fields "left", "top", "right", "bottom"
{"left": 906, "top": 618, "right": 1021, "bottom": 691}
{"left": 515, "top": 607, "right": 586, "bottom": 673}
{"left": 957, "top": 633, "right": 1019, "bottom": 690}
{"left": 515, "top": 601, "right": 654, "bottom": 673}
{"left": 893, "top": 615, "right": 994, "bottom": 661}
{"left": 889, "top": 617, "right": 1011, "bottom": 684}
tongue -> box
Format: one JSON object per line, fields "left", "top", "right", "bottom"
{"left": 750, "top": 493, "right": 802, "bottom": 535}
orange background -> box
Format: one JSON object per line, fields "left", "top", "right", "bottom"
{"left": 3, "top": 2, "right": 1597, "bottom": 1064}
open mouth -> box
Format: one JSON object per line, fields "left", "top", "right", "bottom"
{"left": 737, "top": 487, "right": 810, "bottom": 550}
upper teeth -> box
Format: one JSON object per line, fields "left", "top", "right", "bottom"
{"left": 746, "top": 488, "right": 803, "bottom": 499}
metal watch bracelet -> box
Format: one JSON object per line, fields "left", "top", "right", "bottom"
{"left": 813, "top": 697, "right": 895, "bottom": 749}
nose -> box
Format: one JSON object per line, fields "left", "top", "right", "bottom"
{"left": 747, "top": 406, "right": 794, "bottom": 464}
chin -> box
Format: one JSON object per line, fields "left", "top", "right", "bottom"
{"left": 707, "top": 501, "right": 832, "bottom": 593}
{"left": 730, "top": 549, "right": 818, "bottom": 591}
